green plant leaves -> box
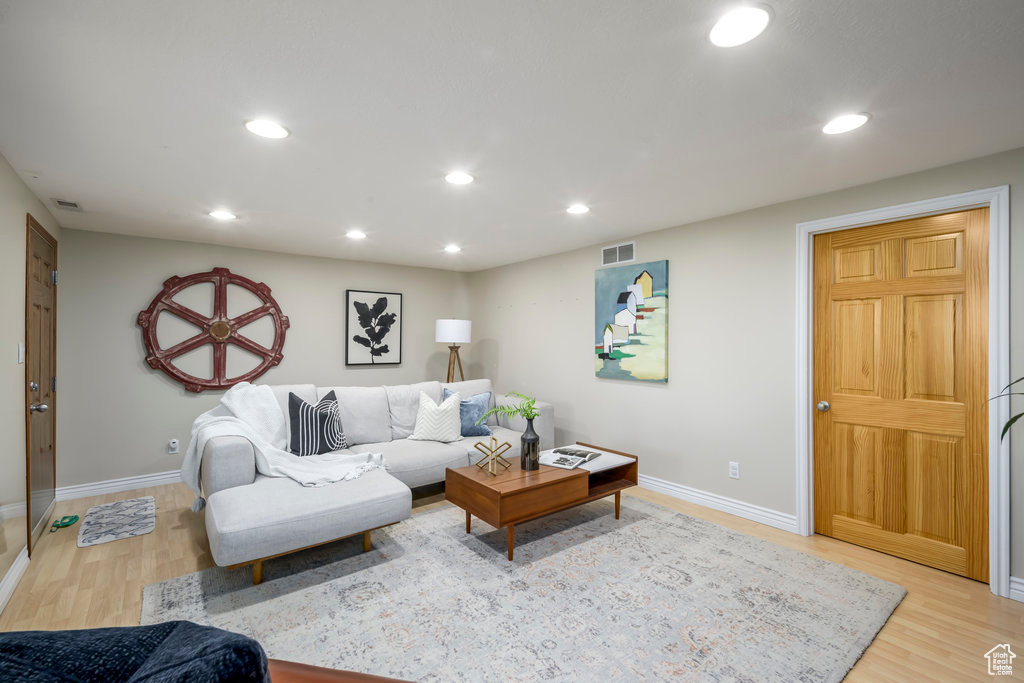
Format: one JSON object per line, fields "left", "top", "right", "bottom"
{"left": 1001, "top": 412, "right": 1024, "bottom": 441}
{"left": 993, "top": 375, "right": 1024, "bottom": 440}
{"left": 1000, "top": 376, "right": 1024, "bottom": 393}
{"left": 476, "top": 392, "right": 540, "bottom": 424}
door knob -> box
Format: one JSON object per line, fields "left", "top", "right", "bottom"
{"left": 28, "top": 381, "right": 38, "bottom": 392}
{"left": 29, "top": 403, "right": 49, "bottom": 413}
{"left": 816, "top": 401, "right": 830, "bottom": 412}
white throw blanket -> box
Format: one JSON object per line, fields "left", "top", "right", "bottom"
{"left": 181, "top": 382, "right": 386, "bottom": 511}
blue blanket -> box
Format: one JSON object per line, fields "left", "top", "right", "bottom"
{"left": 0, "top": 620, "right": 269, "bottom": 682}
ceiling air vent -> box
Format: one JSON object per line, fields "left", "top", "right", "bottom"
{"left": 51, "top": 198, "right": 83, "bottom": 211}
{"left": 601, "top": 241, "right": 635, "bottom": 266}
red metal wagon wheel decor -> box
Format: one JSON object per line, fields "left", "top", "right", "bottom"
{"left": 137, "top": 267, "right": 290, "bottom": 392}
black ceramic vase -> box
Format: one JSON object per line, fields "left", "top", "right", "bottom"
{"left": 521, "top": 418, "right": 540, "bottom": 470}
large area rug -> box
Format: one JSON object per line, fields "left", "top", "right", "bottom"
{"left": 142, "top": 497, "right": 905, "bottom": 681}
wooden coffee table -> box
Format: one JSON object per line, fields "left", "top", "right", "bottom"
{"left": 444, "top": 442, "right": 638, "bottom": 560}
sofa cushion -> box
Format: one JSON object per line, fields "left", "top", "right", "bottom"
{"left": 386, "top": 381, "right": 442, "bottom": 439}
{"left": 442, "top": 379, "right": 497, "bottom": 425}
{"left": 288, "top": 390, "right": 346, "bottom": 455}
{"left": 443, "top": 388, "right": 492, "bottom": 437}
{"left": 266, "top": 384, "right": 317, "bottom": 446}
{"left": 205, "top": 469, "right": 411, "bottom": 567}
{"left": 318, "top": 386, "right": 391, "bottom": 446}
{"left": 266, "top": 384, "right": 316, "bottom": 416}
{"left": 362, "top": 438, "right": 473, "bottom": 489}
{"left": 409, "top": 392, "right": 462, "bottom": 443}
{"left": 441, "top": 378, "right": 493, "bottom": 399}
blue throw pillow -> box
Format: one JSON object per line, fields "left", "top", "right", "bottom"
{"left": 442, "top": 388, "right": 492, "bottom": 437}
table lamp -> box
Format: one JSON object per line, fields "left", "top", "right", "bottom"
{"left": 435, "top": 319, "right": 471, "bottom": 382}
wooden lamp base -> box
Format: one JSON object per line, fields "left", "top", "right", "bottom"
{"left": 446, "top": 345, "right": 465, "bottom": 383}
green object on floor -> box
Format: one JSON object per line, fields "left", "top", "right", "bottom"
{"left": 49, "top": 515, "right": 79, "bottom": 533}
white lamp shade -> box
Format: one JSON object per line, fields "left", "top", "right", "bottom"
{"left": 436, "top": 319, "right": 472, "bottom": 344}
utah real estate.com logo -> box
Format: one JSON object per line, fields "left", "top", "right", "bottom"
{"left": 985, "top": 644, "right": 1015, "bottom": 676}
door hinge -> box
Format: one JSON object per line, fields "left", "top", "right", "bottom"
{"left": 51, "top": 270, "right": 58, "bottom": 285}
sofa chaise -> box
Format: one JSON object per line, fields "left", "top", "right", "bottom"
{"left": 200, "top": 378, "right": 554, "bottom": 583}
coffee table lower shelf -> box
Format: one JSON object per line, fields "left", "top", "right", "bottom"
{"left": 446, "top": 443, "right": 638, "bottom": 561}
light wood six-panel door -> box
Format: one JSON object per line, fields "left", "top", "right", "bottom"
{"left": 813, "top": 208, "right": 988, "bottom": 581}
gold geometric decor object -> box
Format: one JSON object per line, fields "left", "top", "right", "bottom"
{"left": 474, "top": 437, "right": 513, "bottom": 476}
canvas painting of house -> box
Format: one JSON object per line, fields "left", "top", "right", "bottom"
{"left": 595, "top": 259, "right": 668, "bottom": 382}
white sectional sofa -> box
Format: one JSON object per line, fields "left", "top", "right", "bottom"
{"left": 199, "top": 378, "right": 554, "bottom": 583}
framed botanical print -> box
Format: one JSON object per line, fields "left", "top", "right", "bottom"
{"left": 345, "top": 290, "right": 402, "bottom": 365}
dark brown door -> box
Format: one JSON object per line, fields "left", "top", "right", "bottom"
{"left": 26, "top": 214, "right": 57, "bottom": 554}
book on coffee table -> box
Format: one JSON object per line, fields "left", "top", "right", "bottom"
{"left": 539, "top": 446, "right": 634, "bottom": 472}
{"left": 539, "top": 448, "right": 598, "bottom": 470}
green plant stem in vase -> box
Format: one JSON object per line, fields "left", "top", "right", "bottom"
{"left": 477, "top": 392, "right": 542, "bottom": 470}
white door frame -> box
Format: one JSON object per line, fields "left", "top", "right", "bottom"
{"left": 794, "top": 185, "right": 1011, "bottom": 598}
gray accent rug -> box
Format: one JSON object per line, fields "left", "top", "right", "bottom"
{"left": 142, "top": 497, "right": 905, "bottom": 681}
{"left": 77, "top": 496, "right": 156, "bottom": 547}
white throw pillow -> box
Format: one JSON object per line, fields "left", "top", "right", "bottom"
{"left": 409, "top": 391, "right": 462, "bottom": 443}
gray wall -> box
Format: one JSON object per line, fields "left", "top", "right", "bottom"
{"left": 56, "top": 230, "right": 469, "bottom": 487}
{"left": 467, "top": 146, "right": 1024, "bottom": 575}
{"left": 42, "top": 146, "right": 1024, "bottom": 578}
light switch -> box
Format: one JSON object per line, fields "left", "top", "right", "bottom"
{"left": 17, "top": 343, "right": 24, "bottom": 364}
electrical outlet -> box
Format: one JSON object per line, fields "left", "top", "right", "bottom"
{"left": 168, "top": 439, "right": 180, "bottom": 455}
{"left": 729, "top": 461, "right": 740, "bottom": 479}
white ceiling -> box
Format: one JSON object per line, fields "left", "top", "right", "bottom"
{"left": 1, "top": 1, "right": 1023, "bottom": 272}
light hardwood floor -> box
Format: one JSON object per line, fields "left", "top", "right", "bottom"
{"left": 1, "top": 483, "right": 1021, "bottom": 680}
{"left": 0, "top": 515, "right": 26, "bottom": 582}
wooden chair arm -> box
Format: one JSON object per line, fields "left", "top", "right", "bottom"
{"left": 268, "top": 659, "right": 409, "bottom": 682}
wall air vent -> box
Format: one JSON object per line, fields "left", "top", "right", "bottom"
{"left": 51, "top": 198, "right": 83, "bottom": 211}
{"left": 601, "top": 240, "right": 635, "bottom": 266}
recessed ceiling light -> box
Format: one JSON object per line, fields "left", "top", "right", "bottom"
{"left": 346, "top": 229, "right": 367, "bottom": 240}
{"left": 822, "top": 113, "right": 871, "bottom": 135}
{"left": 709, "top": 6, "right": 772, "bottom": 47}
{"left": 208, "top": 209, "right": 237, "bottom": 221}
{"left": 567, "top": 204, "right": 590, "bottom": 215}
{"left": 444, "top": 244, "right": 462, "bottom": 253}
{"left": 445, "top": 171, "right": 474, "bottom": 185}
{"left": 245, "top": 119, "right": 290, "bottom": 139}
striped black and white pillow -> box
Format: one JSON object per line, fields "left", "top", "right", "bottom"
{"left": 288, "top": 390, "right": 347, "bottom": 455}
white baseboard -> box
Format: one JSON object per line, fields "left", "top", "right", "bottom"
{"left": 0, "top": 501, "right": 26, "bottom": 522}
{"left": 1009, "top": 576, "right": 1024, "bottom": 603}
{"left": 55, "top": 470, "right": 181, "bottom": 502}
{"left": 638, "top": 474, "right": 799, "bottom": 534}
{"left": 0, "top": 547, "right": 29, "bottom": 616}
